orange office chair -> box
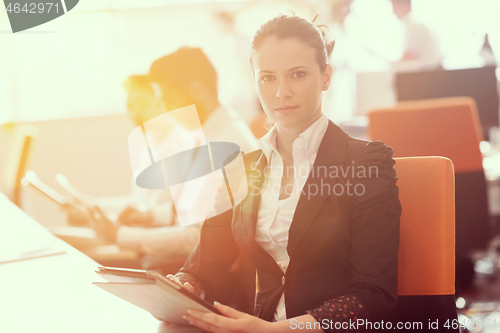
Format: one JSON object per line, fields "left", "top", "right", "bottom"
{"left": 394, "top": 156, "right": 457, "bottom": 332}
{"left": 1, "top": 124, "right": 37, "bottom": 208}
{"left": 368, "top": 97, "right": 489, "bottom": 275}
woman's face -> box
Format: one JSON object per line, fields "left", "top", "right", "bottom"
{"left": 251, "top": 37, "right": 332, "bottom": 133}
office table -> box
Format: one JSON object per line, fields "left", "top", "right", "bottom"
{"left": 0, "top": 193, "right": 203, "bottom": 333}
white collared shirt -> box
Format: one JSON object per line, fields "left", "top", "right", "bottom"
{"left": 255, "top": 114, "right": 329, "bottom": 321}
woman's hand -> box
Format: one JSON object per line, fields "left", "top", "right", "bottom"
{"left": 61, "top": 202, "right": 91, "bottom": 226}
{"left": 165, "top": 274, "right": 195, "bottom": 294}
{"left": 183, "top": 302, "right": 275, "bottom": 333}
{"left": 117, "top": 205, "right": 154, "bottom": 227}
{"left": 152, "top": 274, "right": 195, "bottom": 323}
{"left": 88, "top": 206, "right": 119, "bottom": 243}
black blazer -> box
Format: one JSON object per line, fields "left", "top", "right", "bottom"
{"left": 180, "top": 120, "right": 401, "bottom": 322}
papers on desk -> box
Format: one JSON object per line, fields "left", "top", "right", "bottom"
{"left": 0, "top": 221, "right": 66, "bottom": 265}
{"left": 0, "top": 243, "right": 66, "bottom": 265}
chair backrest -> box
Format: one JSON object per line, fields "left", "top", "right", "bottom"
{"left": 395, "top": 157, "right": 455, "bottom": 295}
{"left": 368, "top": 97, "right": 489, "bottom": 256}
{"left": 394, "top": 156, "right": 457, "bottom": 331}
{"left": 2, "top": 125, "right": 37, "bottom": 207}
{"left": 395, "top": 66, "right": 500, "bottom": 136}
{"left": 368, "top": 97, "right": 483, "bottom": 174}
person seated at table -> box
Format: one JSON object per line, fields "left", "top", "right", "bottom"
{"left": 67, "top": 48, "right": 258, "bottom": 266}
{"left": 164, "top": 14, "right": 401, "bottom": 332}
{"left": 390, "top": 0, "right": 442, "bottom": 72}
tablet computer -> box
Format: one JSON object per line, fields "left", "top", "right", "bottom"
{"left": 93, "top": 266, "right": 219, "bottom": 326}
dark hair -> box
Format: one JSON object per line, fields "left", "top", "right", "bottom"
{"left": 249, "top": 14, "right": 335, "bottom": 73}
{"left": 148, "top": 47, "right": 218, "bottom": 97}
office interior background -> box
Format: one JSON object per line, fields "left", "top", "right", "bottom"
{"left": 2, "top": 0, "right": 500, "bottom": 223}
{"left": 1, "top": 0, "right": 500, "bottom": 329}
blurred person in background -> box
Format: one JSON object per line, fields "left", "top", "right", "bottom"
{"left": 390, "top": 0, "right": 443, "bottom": 71}
{"left": 329, "top": 0, "right": 402, "bottom": 120}
{"left": 73, "top": 47, "right": 259, "bottom": 315}
{"left": 109, "top": 47, "right": 258, "bottom": 261}
{"left": 322, "top": 0, "right": 357, "bottom": 121}
{"left": 342, "top": 0, "right": 402, "bottom": 72}
{"left": 67, "top": 48, "right": 258, "bottom": 268}
{"left": 63, "top": 75, "right": 171, "bottom": 229}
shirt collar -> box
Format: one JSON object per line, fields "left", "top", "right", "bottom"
{"left": 258, "top": 113, "right": 329, "bottom": 163}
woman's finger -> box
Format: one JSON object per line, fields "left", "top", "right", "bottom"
{"left": 214, "top": 302, "right": 246, "bottom": 319}
{"left": 187, "top": 309, "right": 231, "bottom": 329}
{"left": 165, "top": 274, "right": 183, "bottom": 287}
{"left": 183, "top": 314, "right": 220, "bottom": 332}
{"left": 165, "top": 275, "right": 195, "bottom": 293}
{"left": 183, "top": 282, "right": 194, "bottom": 293}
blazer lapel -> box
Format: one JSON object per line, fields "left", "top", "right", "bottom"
{"left": 286, "top": 121, "right": 349, "bottom": 258}
{"left": 240, "top": 151, "right": 266, "bottom": 241}
{"left": 234, "top": 151, "right": 282, "bottom": 269}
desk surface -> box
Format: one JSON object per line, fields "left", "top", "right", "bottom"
{"left": 0, "top": 194, "right": 202, "bottom": 333}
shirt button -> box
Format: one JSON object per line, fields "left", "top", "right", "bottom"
{"left": 281, "top": 276, "right": 286, "bottom": 285}
{"left": 280, "top": 263, "right": 286, "bottom": 269}
{"left": 297, "top": 145, "right": 303, "bottom": 150}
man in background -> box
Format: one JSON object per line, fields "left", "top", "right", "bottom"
{"left": 111, "top": 47, "right": 258, "bottom": 263}
{"left": 390, "top": 0, "right": 443, "bottom": 71}
{"left": 67, "top": 47, "right": 257, "bottom": 267}
{"left": 67, "top": 47, "right": 258, "bottom": 313}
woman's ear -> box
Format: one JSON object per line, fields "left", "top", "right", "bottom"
{"left": 322, "top": 64, "right": 333, "bottom": 91}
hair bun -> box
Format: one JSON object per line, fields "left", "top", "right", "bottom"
{"left": 325, "top": 40, "right": 336, "bottom": 58}
{"left": 311, "top": 14, "right": 335, "bottom": 58}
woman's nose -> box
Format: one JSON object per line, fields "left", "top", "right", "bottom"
{"left": 275, "top": 79, "right": 292, "bottom": 100}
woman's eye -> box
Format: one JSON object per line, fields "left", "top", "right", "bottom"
{"left": 292, "top": 71, "right": 305, "bottom": 78}
{"left": 261, "top": 75, "right": 275, "bottom": 82}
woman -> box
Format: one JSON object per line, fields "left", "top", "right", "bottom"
{"left": 167, "top": 14, "right": 401, "bottom": 332}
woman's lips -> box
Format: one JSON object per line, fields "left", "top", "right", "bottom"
{"left": 275, "top": 105, "right": 298, "bottom": 114}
